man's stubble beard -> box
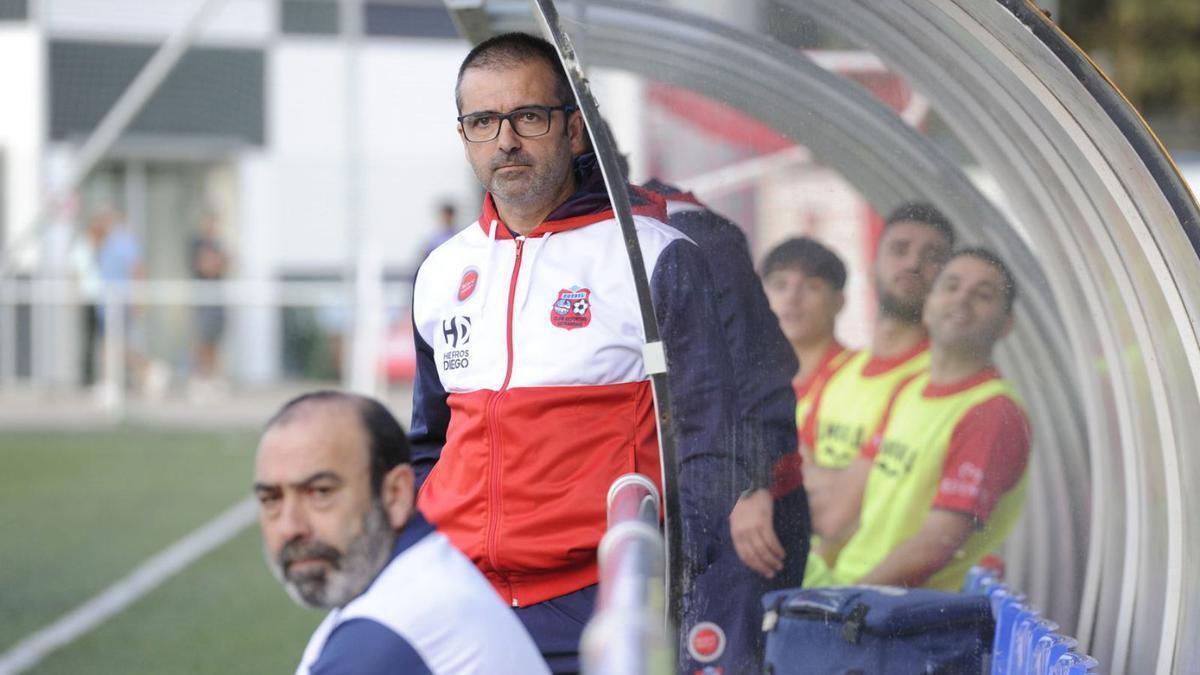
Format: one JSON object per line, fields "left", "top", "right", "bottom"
{"left": 876, "top": 284, "right": 926, "bottom": 324}
{"left": 266, "top": 500, "right": 395, "bottom": 610}
{"left": 483, "top": 143, "right": 573, "bottom": 212}
{"left": 878, "top": 267, "right": 931, "bottom": 324}
{"left": 929, "top": 312, "right": 1006, "bottom": 361}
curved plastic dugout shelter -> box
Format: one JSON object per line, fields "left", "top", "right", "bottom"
{"left": 445, "top": 1, "right": 1200, "bottom": 672}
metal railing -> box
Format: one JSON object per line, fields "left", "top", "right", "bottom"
{"left": 581, "top": 473, "right": 672, "bottom": 675}
{"left": 0, "top": 277, "right": 411, "bottom": 413}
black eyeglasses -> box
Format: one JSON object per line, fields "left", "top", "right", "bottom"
{"left": 457, "top": 105, "right": 578, "bottom": 143}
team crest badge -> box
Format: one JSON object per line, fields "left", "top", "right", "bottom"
{"left": 550, "top": 286, "right": 592, "bottom": 330}
{"left": 457, "top": 267, "right": 479, "bottom": 302}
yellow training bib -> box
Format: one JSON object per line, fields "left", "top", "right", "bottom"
{"left": 824, "top": 372, "right": 1028, "bottom": 591}
{"left": 809, "top": 348, "right": 930, "bottom": 469}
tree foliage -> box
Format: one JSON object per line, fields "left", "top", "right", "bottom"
{"left": 1057, "top": 0, "right": 1200, "bottom": 117}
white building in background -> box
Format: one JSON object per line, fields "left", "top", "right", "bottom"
{"left": 0, "top": 0, "right": 486, "bottom": 387}
{"left": 0, "top": 0, "right": 658, "bottom": 392}
{"left": 0, "top": 7, "right": 44, "bottom": 273}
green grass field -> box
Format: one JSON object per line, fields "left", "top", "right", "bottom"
{"left": 0, "top": 427, "right": 321, "bottom": 673}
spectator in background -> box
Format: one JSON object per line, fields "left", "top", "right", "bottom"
{"left": 760, "top": 237, "right": 854, "bottom": 431}
{"left": 188, "top": 210, "right": 229, "bottom": 395}
{"left": 803, "top": 248, "right": 1031, "bottom": 590}
{"left": 71, "top": 212, "right": 107, "bottom": 387}
{"left": 92, "top": 205, "right": 154, "bottom": 395}
{"left": 254, "top": 391, "right": 549, "bottom": 674}
{"left": 95, "top": 205, "right": 142, "bottom": 298}
{"left": 799, "top": 202, "right": 954, "bottom": 570}
{"left": 420, "top": 201, "right": 459, "bottom": 260}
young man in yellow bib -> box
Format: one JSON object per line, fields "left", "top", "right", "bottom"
{"left": 804, "top": 248, "right": 1031, "bottom": 590}
{"left": 799, "top": 203, "right": 955, "bottom": 554}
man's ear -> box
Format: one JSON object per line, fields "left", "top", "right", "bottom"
{"left": 458, "top": 124, "right": 471, "bottom": 157}
{"left": 568, "top": 110, "right": 588, "bottom": 156}
{"left": 1000, "top": 311, "right": 1015, "bottom": 338}
{"left": 380, "top": 464, "right": 415, "bottom": 530}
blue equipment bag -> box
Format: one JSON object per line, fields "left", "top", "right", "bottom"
{"left": 761, "top": 586, "right": 994, "bottom": 675}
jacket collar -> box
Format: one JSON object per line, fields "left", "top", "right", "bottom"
{"left": 641, "top": 178, "right": 705, "bottom": 207}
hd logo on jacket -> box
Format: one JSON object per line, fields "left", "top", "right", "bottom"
{"left": 551, "top": 287, "right": 592, "bottom": 330}
{"left": 441, "top": 316, "right": 471, "bottom": 371}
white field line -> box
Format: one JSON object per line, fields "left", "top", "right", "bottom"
{"left": 0, "top": 497, "right": 258, "bottom": 675}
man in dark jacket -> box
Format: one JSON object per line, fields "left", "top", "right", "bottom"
{"left": 643, "top": 179, "right": 811, "bottom": 669}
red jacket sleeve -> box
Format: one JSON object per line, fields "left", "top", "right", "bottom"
{"left": 932, "top": 395, "right": 1031, "bottom": 523}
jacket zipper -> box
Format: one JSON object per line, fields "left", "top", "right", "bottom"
{"left": 486, "top": 237, "right": 523, "bottom": 606}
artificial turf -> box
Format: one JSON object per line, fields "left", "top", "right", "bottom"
{"left": 29, "top": 526, "right": 318, "bottom": 675}
{"left": 0, "top": 427, "right": 317, "bottom": 672}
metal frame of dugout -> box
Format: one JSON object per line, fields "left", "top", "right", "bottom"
{"left": 443, "top": 1, "right": 1200, "bottom": 672}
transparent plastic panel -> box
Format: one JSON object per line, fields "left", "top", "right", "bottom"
{"left": 520, "top": 1, "right": 1200, "bottom": 673}
{"left": 771, "top": 5, "right": 1200, "bottom": 673}
{"left": 527, "top": 2, "right": 1066, "bottom": 672}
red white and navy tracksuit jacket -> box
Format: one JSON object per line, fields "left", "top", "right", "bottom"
{"left": 410, "top": 156, "right": 791, "bottom": 671}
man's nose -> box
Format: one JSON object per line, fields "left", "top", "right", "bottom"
{"left": 496, "top": 117, "right": 523, "bottom": 153}
{"left": 901, "top": 249, "right": 925, "bottom": 271}
{"left": 275, "top": 496, "right": 311, "bottom": 542}
{"left": 947, "top": 288, "right": 973, "bottom": 308}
